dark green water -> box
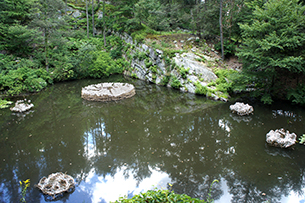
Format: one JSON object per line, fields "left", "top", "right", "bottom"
{"left": 1, "top": 75, "right": 305, "bottom": 203}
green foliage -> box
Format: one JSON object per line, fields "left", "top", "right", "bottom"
{"left": 299, "top": 134, "right": 305, "bottom": 145}
{"left": 150, "top": 65, "right": 158, "bottom": 74}
{"left": 164, "top": 56, "right": 171, "bottom": 67}
{"left": 170, "top": 76, "right": 182, "bottom": 89}
{"left": 133, "top": 50, "right": 147, "bottom": 61}
{"left": 145, "top": 59, "right": 153, "bottom": 68}
{"left": 1, "top": 25, "right": 42, "bottom": 56}
{"left": 88, "top": 51, "right": 123, "bottom": 78}
{"left": 51, "top": 63, "right": 75, "bottom": 82}
{"left": 131, "top": 73, "right": 138, "bottom": 79}
{"left": 237, "top": 0, "right": 305, "bottom": 103}
{"left": 0, "top": 67, "right": 51, "bottom": 95}
{"left": 215, "top": 40, "right": 236, "bottom": 57}
{"left": 113, "top": 180, "right": 218, "bottom": 203}
{"left": 0, "top": 99, "right": 13, "bottom": 109}
{"left": 113, "top": 188, "right": 206, "bottom": 203}
{"left": 179, "top": 67, "right": 189, "bottom": 79}
{"left": 287, "top": 84, "right": 305, "bottom": 105}
{"left": 160, "top": 75, "right": 170, "bottom": 86}
{"left": 195, "top": 82, "right": 208, "bottom": 95}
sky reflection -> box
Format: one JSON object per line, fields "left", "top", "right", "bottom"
{"left": 79, "top": 167, "right": 171, "bottom": 203}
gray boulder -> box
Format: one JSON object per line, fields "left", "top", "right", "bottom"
{"left": 72, "top": 10, "right": 81, "bottom": 18}
{"left": 173, "top": 53, "right": 217, "bottom": 82}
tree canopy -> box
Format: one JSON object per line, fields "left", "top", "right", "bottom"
{"left": 237, "top": 0, "right": 305, "bottom": 104}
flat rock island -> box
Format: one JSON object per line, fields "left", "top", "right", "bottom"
{"left": 81, "top": 82, "right": 136, "bottom": 102}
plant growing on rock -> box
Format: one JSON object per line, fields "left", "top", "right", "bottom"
{"left": 298, "top": 134, "right": 305, "bottom": 145}
{"left": 195, "top": 82, "right": 208, "bottom": 95}
{"left": 160, "top": 75, "right": 170, "bottom": 86}
{"left": 0, "top": 99, "right": 13, "bottom": 109}
{"left": 179, "top": 67, "right": 190, "bottom": 79}
{"left": 170, "top": 76, "right": 182, "bottom": 89}
{"left": 150, "top": 65, "right": 158, "bottom": 73}
{"left": 112, "top": 188, "right": 205, "bottom": 203}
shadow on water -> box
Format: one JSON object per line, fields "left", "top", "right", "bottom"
{"left": 1, "top": 75, "right": 305, "bottom": 203}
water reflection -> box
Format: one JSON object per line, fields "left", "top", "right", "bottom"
{"left": 1, "top": 76, "right": 305, "bottom": 203}
{"left": 78, "top": 167, "right": 170, "bottom": 203}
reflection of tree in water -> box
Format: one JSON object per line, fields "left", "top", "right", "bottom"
{"left": 2, "top": 76, "right": 305, "bottom": 202}
{"left": 0, "top": 80, "right": 90, "bottom": 202}
{"left": 83, "top": 88, "right": 232, "bottom": 200}
{"left": 84, "top": 87, "right": 305, "bottom": 203}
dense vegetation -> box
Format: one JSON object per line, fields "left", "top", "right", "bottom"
{"left": 0, "top": 0, "right": 304, "bottom": 105}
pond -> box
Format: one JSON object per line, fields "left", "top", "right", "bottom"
{"left": 1, "top": 75, "right": 305, "bottom": 203}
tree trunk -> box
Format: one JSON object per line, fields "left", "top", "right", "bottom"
{"left": 65, "top": 0, "right": 67, "bottom": 15}
{"left": 86, "top": 0, "right": 89, "bottom": 38}
{"left": 103, "top": 0, "right": 106, "bottom": 46}
{"left": 92, "top": 0, "right": 95, "bottom": 36}
{"left": 44, "top": 28, "right": 49, "bottom": 72}
{"left": 219, "top": 0, "right": 224, "bottom": 60}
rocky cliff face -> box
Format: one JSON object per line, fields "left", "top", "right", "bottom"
{"left": 119, "top": 32, "right": 228, "bottom": 101}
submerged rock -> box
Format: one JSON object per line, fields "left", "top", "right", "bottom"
{"left": 230, "top": 102, "right": 253, "bottom": 116}
{"left": 10, "top": 99, "right": 34, "bottom": 112}
{"left": 81, "top": 82, "right": 136, "bottom": 102}
{"left": 36, "top": 172, "right": 75, "bottom": 197}
{"left": 266, "top": 128, "right": 297, "bottom": 148}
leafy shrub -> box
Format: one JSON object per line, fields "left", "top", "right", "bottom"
{"left": 164, "top": 56, "right": 171, "bottom": 66}
{"left": 179, "top": 67, "right": 189, "bottom": 79}
{"left": 131, "top": 73, "right": 138, "bottom": 79}
{"left": 0, "top": 99, "right": 13, "bottom": 109}
{"left": 0, "top": 67, "right": 51, "bottom": 95}
{"left": 215, "top": 39, "right": 236, "bottom": 57}
{"left": 110, "top": 47, "right": 123, "bottom": 59}
{"left": 112, "top": 189, "right": 206, "bottom": 203}
{"left": 113, "top": 180, "right": 218, "bottom": 203}
{"left": 195, "top": 82, "right": 208, "bottom": 95}
{"left": 88, "top": 51, "right": 122, "bottom": 78}
{"left": 160, "top": 75, "right": 170, "bottom": 86}
{"left": 150, "top": 65, "right": 157, "bottom": 73}
{"left": 145, "top": 59, "right": 153, "bottom": 68}
{"left": 51, "top": 63, "right": 75, "bottom": 82}
{"left": 170, "top": 76, "right": 182, "bottom": 89}
{"left": 115, "top": 58, "right": 129, "bottom": 72}
{"left": 287, "top": 84, "right": 305, "bottom": 105}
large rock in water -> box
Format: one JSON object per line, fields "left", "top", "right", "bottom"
{"left": 230, "top": 102, "right": 253, "bottom": 116}
{"left": 10, "top": 99, "right": 34, "bottom": 112}
{"left": 36, "top": 172, "right": 75, "bottom": 197}
{"left": 266, "top": 128, "right": 297, "bottom": 148}
{"left": 81, "top": 83, "right": 136, "bottom": 102}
